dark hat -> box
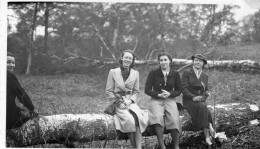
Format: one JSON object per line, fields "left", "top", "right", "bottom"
{"left": 191, "top": 54, "right": 207, "bottom": 64}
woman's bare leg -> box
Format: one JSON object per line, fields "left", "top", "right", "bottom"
{"left": 154, "top": 124, "right": 166, "bottom": 149}
{"left": 134, "top": 126, "right": 142, "bottom": 149}
{"left": 170, "top": 129, "right": 180, "bottom": 149}
{"left": 127, "top": 132, "right": 136, "bottom": 148}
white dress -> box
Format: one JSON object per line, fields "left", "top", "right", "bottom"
{"left": 106, "top": 67, "right": 149, "bottom": 133}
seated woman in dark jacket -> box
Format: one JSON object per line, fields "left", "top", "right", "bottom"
{"left": 6, "top": 52, "right": 38, "bottom": 129}
{"left": 181, "top": 54, "right": 215, "bottom": 146}
{"left": 145, "top": 52, "right": 182, "bottom": 149}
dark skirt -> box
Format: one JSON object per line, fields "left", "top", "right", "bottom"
{"left": 183, "top": 98, "right": 213, "bottom": 131}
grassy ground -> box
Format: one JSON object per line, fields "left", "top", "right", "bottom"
{"left": 16, "top": 65, "right": 260, "bottom": 148}
{"left": 15, "top": 43, "right": 260, "bottom": 148}
{"left": 17, "top": 65, "right": 260, "bottom": 116}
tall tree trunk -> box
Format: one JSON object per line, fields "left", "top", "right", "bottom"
{"left": 208, "top": 4, "right": 216, "bottom": 44}
{"left": 200, "top": 5, "right": 216, "bottom": 45}
{"left": 111, "top": 10, "right": 120, "bottom": 52}
{"left": 112, "top": 28, "right": 118, "bottom": 50}
{"left": 145, "top": 40, "right": 157, "bottom": 60}
{"left": 154, "top": 4, "right": 166, "bottom": 51}
{"left": 26, "top": 2, "right": 38, "bottom": 75}
{"left": 44, "top": 2, "right": 49, "bottom": 54}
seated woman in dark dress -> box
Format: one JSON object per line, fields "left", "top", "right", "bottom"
{"left": 181, "top": 54, "right": 215, "bottom": 146}
{"left": 6, "top": 52, "right": 38, "bottom": 129}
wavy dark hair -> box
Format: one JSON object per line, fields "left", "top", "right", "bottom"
{"left": 118, "top": 50, "right": 136, "bottom": 69}
{"left": 157, "top": 51, "right": 173, "bottom": 64}
{"left": 7, "top": 52, "right": 15, "bottom": 57}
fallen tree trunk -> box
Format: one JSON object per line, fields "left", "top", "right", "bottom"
{"left": 136, "top": 59, "right": 260, "bottom": 72}
{"left": 85, "top": 58, "right": 260, "bottom": 71}
{"left": 6, "top": 103, "right": 259, "bottom": 147}
{"left": 171, "top": 59, "right": 260, "bottom": 71}
{"left": 34, "top": 52, "right": 260, "bottom": 74}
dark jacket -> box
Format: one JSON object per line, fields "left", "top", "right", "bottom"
{"left": 181, "top": 68, "right": 209, "bottom": 102}
{"left": 7, "top": 71, "right": 34, "bottom": 129}
{"left": 145, "top": 67, "right": 182, "bottom": 99}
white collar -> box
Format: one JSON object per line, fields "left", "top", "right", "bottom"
{"left": 193, "top": 66, "right": 202, "bottom": 79}
{"left": 161, "top": 68, "right": 170, "bottom": 75}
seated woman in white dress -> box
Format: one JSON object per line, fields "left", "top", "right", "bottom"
{"left": 105, "top": 50, "right": 149, "bottom": 149}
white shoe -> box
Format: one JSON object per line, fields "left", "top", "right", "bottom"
{"left": 206, "top": 137, "right": 212, "bottom": 146}
{"left": 209, "top": 124, "right": 215, "bottom": 137}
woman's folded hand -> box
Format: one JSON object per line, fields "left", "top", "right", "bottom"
{"left": 192, "top": 96, "right": 204, "bottom": 102}
{"left": 161, "top": 89, "right": 170, "bottom": 98}
{"left": 158, "top": 93, "right": 165, "bottom": 99}
{"left": 158, "top": 89, "right": 171, "bottom": 99}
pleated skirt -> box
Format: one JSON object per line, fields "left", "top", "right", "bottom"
{"left": 148, "top": 98, "right": 182, "bottom": 133}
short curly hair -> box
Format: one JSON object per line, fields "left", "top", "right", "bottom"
{"left": 157, "top": 51, "right": 173, "bottom": 63}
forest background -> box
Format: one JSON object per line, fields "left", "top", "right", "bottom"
{"left": 4, "top": 1, "right": 260, "bottom": 148}
{"left": 7, "top": 2, "right": 260, "bottom": 74}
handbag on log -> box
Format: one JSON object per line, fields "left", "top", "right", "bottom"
{"left": 104, "top": 100, "right": 124, "bottom": 115}
{"left": 104, "top": 101, "right": 117, "bottom": 115}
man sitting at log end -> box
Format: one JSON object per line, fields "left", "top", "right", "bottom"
{"left": 6, "top": 52, "right": 38, "bottom": 130}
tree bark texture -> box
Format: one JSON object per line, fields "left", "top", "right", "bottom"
{"left": 6, "top": 103, "right": 259, "bottom": 147}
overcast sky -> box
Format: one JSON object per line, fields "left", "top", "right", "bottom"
{"left": 7, "top": 0, "right": 259, "bottom": 34}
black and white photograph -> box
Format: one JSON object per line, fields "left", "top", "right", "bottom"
{"left": 4, "top": 0, "right": 260, "bottom": 148}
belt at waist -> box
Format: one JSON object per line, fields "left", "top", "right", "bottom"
{"left": 115, "top": 91, "right": 132, "bottom": 96}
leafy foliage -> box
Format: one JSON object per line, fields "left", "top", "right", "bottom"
{"left": 7, "top": 2, "right": 260, "bottom": 74}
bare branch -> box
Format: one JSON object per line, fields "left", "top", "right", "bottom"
{"left": 132, "top": 37, "right": 139, "bottom": 53}
{"left": 92, "top": 23, "right": 117, "bottom": 60}
{"left": 203, "top": 43, "right": 217, "bottom": 56}
{"left": 148, "top": 49, "right": 161, "bottom": 60}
